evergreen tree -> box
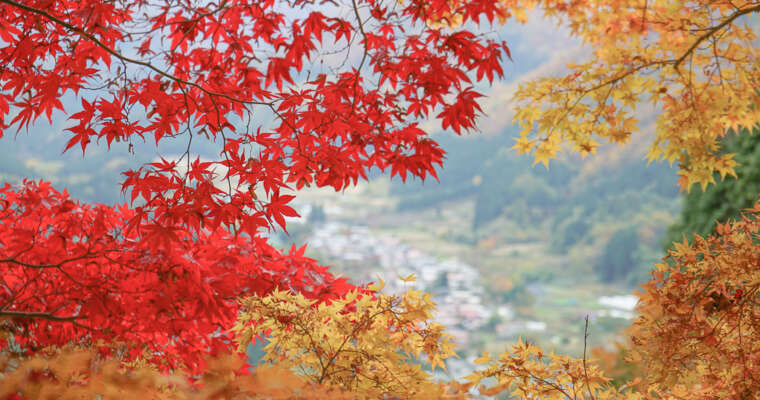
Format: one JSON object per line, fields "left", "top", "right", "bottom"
{"left": 664, "top": 127, "right": 760, "bottom": 249}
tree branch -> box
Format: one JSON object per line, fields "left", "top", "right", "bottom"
{"left": 0, "top": 310, "right": 78, "bottom": 322}
{"left": 583, "top": 315, "right": 596, "bottom": 400}
{"left": 0, "top": 252, "right": 98, "bottom": 269}
{"left": 0, "top": 310, "right": 93, "bottom": 330}
{"left": 673, "top": 4, "right": 760, "bottom": 72}
{"left": 349, "top": 0, "right": 370, "bottom": 114}
{"left": 0, "top": 0, "right": 268, "bottom": 106}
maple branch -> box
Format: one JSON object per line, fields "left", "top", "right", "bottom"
{"left": 0, "top": 252, "right": 100, "bottom": 269}
{"left": 122, "top": 1, "right": 229, "bottom": 36}
{"left": 291, "top": 317, "right": 327, "bottom": 376}
{"left": 350, "top": 0, "right": 370, "bottom": 113}
{"left": 351, "top": 0, "right": 369, "bottom": 74}
{"left": 584, "top": 61, "right": 665, "bottom": 94}
{"left": 318, "top": 302, "right": 398, "bottom": 385}
{"left": 673, "top": 4, "right": 760, "bottom": 72}
{"left": 168, "top": 2, "right": 230, "bottom": 54}
{"left": 0, "top": 310, "right": 77, "bottom": 322}
{"left": 525, "top": 371, "right": 575, "bottom": 399}
{"left": 0, "top": 0, "right": 267, "bottom": 106}
{"left": 0, "top": 310, "right": 93, "bottom": 330}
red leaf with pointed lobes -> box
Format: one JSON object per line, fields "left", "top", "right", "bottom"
{"left": 438, "top": 88, "right": 484, "bottom": 134}
{"left": 332, "top": 19, "right": 351, "bottom": 43}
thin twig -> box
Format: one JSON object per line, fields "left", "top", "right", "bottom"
{"left": 349, "top": 0, "right": 370, "bottom": 113}
{"left": 583, "top": 315, "right": 596, "bottom": 400}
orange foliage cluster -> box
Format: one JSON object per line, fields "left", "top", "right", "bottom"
{"left": 0, "top": 346, "right": 353, "bottom": 399}
{"left": 631, "top": 205, "right": 760, "bottom": 398}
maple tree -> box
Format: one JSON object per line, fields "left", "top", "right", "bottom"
{"left": 3, "top": 221, "right": 759, "bottom": 399}
{"left": 506, "top": 0, "right": 760, "bottom": 191}
{"left": 0, "top": 0, "right": 510, "bottom": 374}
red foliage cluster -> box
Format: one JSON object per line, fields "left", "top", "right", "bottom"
{"left": 0, "top": 180, "right": 353, "bottom": 371}
{"left": 0, "top": 0, "right": 508, "bottom": 234}
{"left": 0, "top": 0, "right": 508, "bottom": 370}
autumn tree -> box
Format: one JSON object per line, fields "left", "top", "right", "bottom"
{"left": 0, "top": 0, "right": 510, "bottom": 373}
{"left": 0, "top": 180, "right": 353, "bottom": 372}
{"left": 507, "top": 0, "right": 760, "bottom": 191}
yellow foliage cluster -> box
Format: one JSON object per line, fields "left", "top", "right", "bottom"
{"left": 231, "top": 280, "right": 634, "bottom": 399}
{"left": 464, "top": 338, "right": 623, "bottom": 399}
{"left": 232, "top": 282, "right": 460, "bottom": 399}
{"left": 504, "top": 0, "right": 760, "bottom": 191}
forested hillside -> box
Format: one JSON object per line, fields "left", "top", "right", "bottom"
{"left": 390, "top": 130, "right": 680, "bottom": 285}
